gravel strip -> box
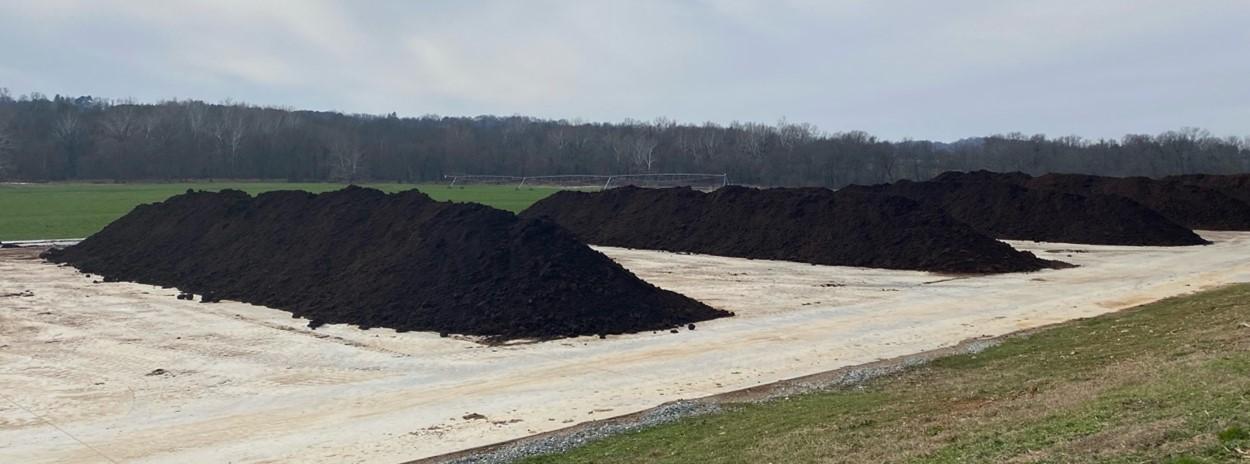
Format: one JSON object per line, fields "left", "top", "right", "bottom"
{"left": 442, "top": 400, "right": 720, "bottom": 464}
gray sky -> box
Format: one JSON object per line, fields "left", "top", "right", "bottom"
{"left": 1, "top": 0, "right": 1247, "bottom": 141}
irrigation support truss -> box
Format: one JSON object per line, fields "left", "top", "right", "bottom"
{"left": 444, "top": 173, "right": 729, "bottom": 191}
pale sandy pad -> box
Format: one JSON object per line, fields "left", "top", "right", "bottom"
{"left": 1, "top": 232, "right": 1249, "bottom": 463}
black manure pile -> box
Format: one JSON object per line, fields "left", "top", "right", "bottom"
{"left": 845, "top": 175, "right": 1208, "bottom": 246}
{"left": 942, "top": 171, "right": 1250, "bottom": 231}
{"left": 1166, "top": 173, "right": 1250, "bottom": 204}
{"left": 44, "top": 187, "right": 729, "bottom": 340}
{"left": 522, "top": 186, "right": 1061, "bottom": 274}
{"left": 1023, "top": 173, "right": 1250, "bottom": 231}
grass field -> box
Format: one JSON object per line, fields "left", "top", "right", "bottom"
{"left": 0, "top": 182, "right": 560, "bottom": 241}
{"left": 526, "top": 284, "right": 1250, "bottom": 464}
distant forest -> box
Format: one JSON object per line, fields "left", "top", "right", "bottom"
{"left": 0, "top": 90, "right": 1247, "bottom": 187}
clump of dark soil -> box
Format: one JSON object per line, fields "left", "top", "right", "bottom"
{"left": 940, "top": 171, "right": 1250, "bottom": 231}
{"left": 44, "top": 187, "right": 728, "bottom": 340}
{"left": 522, "top": 186, "right": 1061, "bottom": 274}
{"left": 846, "top": 176, "right": 1208, "bottom": 246}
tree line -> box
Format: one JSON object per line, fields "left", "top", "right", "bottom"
{"left": 0, "top": 90, "right": 1247, "bottom": 187}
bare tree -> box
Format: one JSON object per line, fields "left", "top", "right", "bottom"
{"left": 214, "top": 104, "right": 247, "bottom": 175}
{"left": 602, "top": 130, "right": 659, "bottom": 173}
{"left": 652, "top": 116, "right": 676, "bottom": 131}
{"left": 736, "top": 122, "right": 773, "bottom": 159}
{"left": 185, "top": 101, "right": 208, "bottom": 135}
{"left": 0, "top": 126, "right": 14, "bottom": 179}
{"left": 605, "top": 132, "right": 630, "bottom": 169}
{"left": 139, "top": 108, "right": 163, "bottom": 141}
{"left": 329, "top": 137, "right": 366, "bottom": 184}
{"left": 47, "top": 111, "right": 86, "bottom": 177}
{"left": 699, "top": 124, "right": 722, "bottom": 163}
{"left": 254, "top": 108, "right": 301, "bottom": 134}
{"left": 674, "top": 128, "right": 699, "bottom": 166}
{"left": 52, "top": 112, "right": 81, "bottom": 142}
{"left": 546, "top": 125, "right": 569, "bottom": 152}
{"left": 629, "top": 133, "right": 660, "bottom": 172}
{"left": 778, "top": 118, "right": 818, "bottom": 151}
{"left": 101, "top": 100, "right": 138, "bottom": 141}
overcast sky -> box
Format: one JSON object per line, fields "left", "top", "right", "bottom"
{"left": 1, "top": 0, "right": 1247, "bottom": 141}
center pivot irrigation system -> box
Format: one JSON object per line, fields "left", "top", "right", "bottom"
{"left": 445, "top": 173, "right": 730, "bottom": 190}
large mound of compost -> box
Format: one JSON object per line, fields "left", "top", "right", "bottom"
{"left": 1165, "top": 173, "right": 1250, "bottom": 204}
{"left": 847, "top": 176, "right": 1208, "bottom": 246}
{"left": 522, "top": 186, "right": 1061, "bottom": 274}
{"left": 44, "top": 187, "right": 729, "bottom": 340}
{"left": 1024, "top": 173, "right": 1250, "bottom": 231}
{"left": 938, "top": 171, "right": 1250, "bottom": 231}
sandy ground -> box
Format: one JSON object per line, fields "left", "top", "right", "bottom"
{"left": 3, "top": 232, "right": 1250, "bottom": 463}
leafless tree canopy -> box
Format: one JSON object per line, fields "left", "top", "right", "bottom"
{"left": 0, "top": 126, "right": 14, "bottom": 177}
{"left": 0, "top": 92, "right": 1246, "bottom": 184}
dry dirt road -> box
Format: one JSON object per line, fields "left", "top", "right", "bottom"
{"left": 3, "top": 232, "right": 1250, "bottom": 463}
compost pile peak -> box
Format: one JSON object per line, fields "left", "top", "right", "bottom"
{"left": 44, "top": 187, "right": 728, "bottom": 340}
{"left": 523, "top": 185, "right": 1063, "bottom": 274}
{"left": 846, "top": 173, "right": 1209, "bottom": 246}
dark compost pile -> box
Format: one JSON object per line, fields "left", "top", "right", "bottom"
{"left": 1165, "top": 173, "right": 1250, "bottom": 204}
{"left": 522, "top": 186, "right": 1062, "bottom": 274}
{"left": 845, "top": 176, "right": 1208, "bottom": 246}
{"left": 1023, "top": 173, "right": 1250, "bottom": 231}
{"left": 938, "top": 171, "right": 1250, "bottom": 231}
{"left": 44, "top": 187, "right": 729, "bottom": 340}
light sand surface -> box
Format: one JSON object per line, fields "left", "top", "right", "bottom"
{"left": 3, "top": 232, "right": 1250, "bottom": 463}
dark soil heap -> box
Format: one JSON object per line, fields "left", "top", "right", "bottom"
{"left": 1024, "top": 173, "right": 1250, "bottom": 231}
{"left": 522, "top": 186, "right": 1061, "bottom": 274}
{"left": 845, "top": 176, "right": 1208, "bottom": 246}
{"left": 44, "top": 187, "right": 729, "bottom": 340}
{"left": 1165, "top": 174, "right": 1250, "bottom": 204}
{"left": 940, "top": 171, "right": 1250, "bottom": 231}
